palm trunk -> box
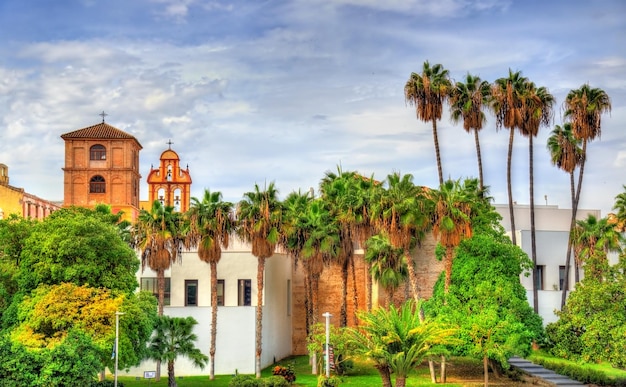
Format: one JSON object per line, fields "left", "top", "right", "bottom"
{"left": 440, "top": 355, "right": 447, "bottom": 383}
{"left": 395, "top": 375, "right": 407, "bottom": 387}
{"left": 483, "top": 355, "right": 489, "bottom": 387}
{"left": 507, "top": 128, "right": 517, "bottom": 245}
{"left": 351, "top": 258, "right": 359, "bottom": 326}
{"left": 376, "top": 365, "right": 393, "bottom": 387}
{"left": 156, "top": 268, "right": 165, "bottom": 381}
{"left": 366, "top": 261, "right": 372, "bottom": 312}
{"left": 168, "top": 360, "right": 176, "bottom": 387}
{"left": 530, "top": 135, "right": 539, "bottom": 313}
{"left": 573, "top": 140, "right": 588, "bottom": 284}
{"left": 210, "top": 261, "right": 218, "bottom": 380}
{"left": 340, "top": 262, "right": 348, "bottom": 327}
{"left": 560, "top": 171, "right": 576, "bottom": 308}
{"left": 255, "top": 257, "right": 265, "bottom": 378}
{"left": 404, "top": 253, "right": 420, "bottom": 304}
{"left": 474, "top": 129, "right": 484, "bottom": 190}
{"left": 432, "top": 119, "right": 444, "bottom": 186}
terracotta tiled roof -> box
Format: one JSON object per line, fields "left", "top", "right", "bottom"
{"left": 61, "top": 122, "right": 142, "bottom": 145}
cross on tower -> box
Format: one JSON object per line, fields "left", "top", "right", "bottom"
{"left": 99, "top": 111, "right": 108, "bottom": 123}
{"left": 166, "top": 139, "right": 174, "bottom": 150}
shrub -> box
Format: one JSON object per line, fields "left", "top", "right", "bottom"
{"left": 317, "top": 375, "right": 342, "bottom": 386}
{"left": 263, "top": 375, "right": 290, "bottom": 387}
{"left": 272, "top": 364, "right": 296, "bottom": 383}
{"left": 229, "top": 374, "right": 261, "bottom": 387}
{"left": 90, "top": 381, "right": 125, "bottom": 387}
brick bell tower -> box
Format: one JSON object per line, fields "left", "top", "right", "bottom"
{"left": 61, "top": 114, "right": 142, "bottom": 222}
{"left": 145, "top": 140, "right": 192, "bottom": 213}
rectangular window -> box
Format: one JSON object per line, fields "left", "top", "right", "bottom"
{"left": 217, "top": 279, "right": 225, "bottom": 306}
{"left": 238, "top": 279, "right": 252, "bottom": 306}
{"left": 185, "top": 280, "right": 198, "bottom": 306}
{"left": 140, "top": 277, "right": 170, "bottom": 306}
{"left": 535, "top": 265, "right": 545, "bottom": 291}
{"left": 559, "top": 265, "right": 566, "bottom": 291}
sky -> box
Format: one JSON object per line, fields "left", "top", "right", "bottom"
{"left": 0, "top": 0, "right": 624, "bottom": 216}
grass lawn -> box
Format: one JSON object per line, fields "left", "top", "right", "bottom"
{"left": 113, "top": 355, "right": 530, "bottom": 386}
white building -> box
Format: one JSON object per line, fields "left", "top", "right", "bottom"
{"left": 494, "top": 203, "right": 601, "bottom": 324}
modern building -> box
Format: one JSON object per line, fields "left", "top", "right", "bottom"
{"left": 0, "top": 163, "right": 61, "bottom": 220}
{"left": 494, "top": 203, "right": 601, "bottom": 324}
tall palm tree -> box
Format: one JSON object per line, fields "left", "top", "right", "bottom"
{"left": 519, "top": 81, "right": 555, "bottom": 313}
{"left": 449, "top": 73, "right": 491, "bottom": 190}
{"left": 547, "top": 124, "right": 583, "bottom": 307}
{"left": 571, "top": 214, "right": 623, "bottom": 281}
{"left": 564, "top": 84, "right": 612, "bottom": 283}
{"left": 364, "top": 232, "right": 408, "bottom": 306}
{"left": 147, "top": 316, "right": 208, "bottom": 387}
{"left": 237, "top": 182, "right": 282, "bottom": 378}
{"left": 320, "top": 167, "right": 376, "bottom": 324}
{"left": 428, "top": 179, "right": 475, "bottom": 294}
{"left": 187, "top": 189, "right": 235, "bottom": 380}
{"left": 134, "top": 200, "right": 187, "bottom": 316}
{"left": 405, "top": 61, "right": 452, "bottom": 186}
{"left": 491, "top": 69, "right": 528, "bottom": 246}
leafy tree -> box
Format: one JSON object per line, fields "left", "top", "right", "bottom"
{"left": 449, "top": 73, "right": 491, "bottom": 190}
{"left": 237, "top": 182, "right": 282, "bottom": 378}
{"left": 17, "top": 208, "right": 139, "bottom": 296}
{"left": 0, "top": 334, "right": 41, "bottom": 386}
{"left": 148, "top": 316, "right": 208, "bottom": 387}
{"left": 188, "top": 189, "right": 235, "bottom": 380}
{"left": 547, "top": 256, "right": 626, "bottom": 367}
{"left": 426, "top": 234, "right": 543, "bottom": 387}
{"left": 349, "top": 301, "right": 458, "bottom": 387}
{"left": 405, "top": 61, "right": 452, "bottom": 186}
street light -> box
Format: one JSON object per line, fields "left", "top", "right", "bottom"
{"left": 322, "top": 312, "right": 332, "bottom": 378}
{"left": 114, "top": 311, "right": 125, "bottom": 387}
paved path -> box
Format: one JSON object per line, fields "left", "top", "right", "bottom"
{"left": 509, "top": 357, "right": 587, "bottom": 386}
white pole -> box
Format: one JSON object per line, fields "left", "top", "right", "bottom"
{"left": 114, "top": 311, "right": 125, "bottom": 387}
{"left": 322, "top": 312, "right": 332, "bottom": 378}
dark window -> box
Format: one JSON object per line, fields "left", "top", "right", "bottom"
{"left": 535, "top": 265, "right": 545, "bottom": 291}
{"left": 185, "top": 280, "right": 198, "bottom": 306}
{"left": 90, "top": 175, "right": 106, "bottom": 193}
{"left": 559, "top": 265, "right": 566, "bottom": 290}
{"left": 238, "top": 279, "right": 251, "bottom": 306}
{"left": 140, "top": 277, "right": 170, "bottom": 306}
{"left": 217, "top": 279, "right": 225, "bottom": 306}
{"left": 90, "top": 144, "right": 106, "bottom": 160}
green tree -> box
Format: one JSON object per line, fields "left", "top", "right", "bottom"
{"left": 405, "top": 61, "right": 452, "bottom": 186}
{"left": 449, "top": 73, "right": 491, "bottom": 190}
{"left": 564, "top": 84, "right": 612, "bottom": 283}
{"left": 491, "top": 69, "right": 528, "bottom": 246}
{"left": 0, "top": 334, "right": 41, "bottom": 386}
{"left": 148, "top": 316, "right": 208, "bottom": 387}
{"left": 237, "top": 182, "right": 282, "bottom": 378}
{"left": 188, "top": 189, "right": 235, "bottom": 380}
{"left": 547, "top": 123, "right": 584, "bottom": 307}
{"left": 364, "top": 232, "right": 408, "bottom": 306}
{"left": 349, "top": 301, "right": 458, "bottom": 387}
{"left": 571, "top": 214, "right": 623, "bottom": 281}
{"left": 134, "top": 200, "right": 186, "bottom": 316}
{"left": 17, "top": 208, "right": 139, "bottom": 296}
{"left": 427, "top": 234, "right": 542, "bottom": 387}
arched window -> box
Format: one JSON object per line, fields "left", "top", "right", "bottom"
{"left": 90, "top": 145, "right": 106, "bottom": 160}
{"left": 90, "top": 175, "right": 106, "bottom": 193}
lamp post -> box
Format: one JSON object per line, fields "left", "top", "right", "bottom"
{"left": 114, "top": 311, "right": 125, "bottom": 387}
{"left": 322, "top": 312, "right": 332, "bottom": 378}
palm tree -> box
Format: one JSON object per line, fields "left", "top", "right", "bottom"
{"left": 405, "top": 61, "right": 452, "bottom": 186}
{"left": 611, "top": 185, "right": 626, "bottom": 230}
{"left": 349, "top": 301, "right": 458, "bottom": 387}
{"left": 237, "top": 182, "right": 282, "bottom": 378}
{"left": 148, "top": 316, "right": 208, "bottom": 387}
{"left": 571, "top": 214, "right": 623, "bottom": 281}
{"left": 564, "top": 84, "right": 612, "bottom": 283}
{"left": 134, "top": 200, "right": 187, "bottom": 316}
{"left": 547, "top": 123, "right": 583, "bottom": 307}
{"left": 187, "top": 189, "right": 235, "bottom": 380}
{"left": 364, "top": 232, "right": 408, "bottom": 306}
{"left": 449, "top": 73, "right": 491, "bottom": 190}
{"left": 491, "top": 69, "right": 528, "bottom": 246}
{"left": 429, "top": 178, "right": 476, "bottom": 294}
{"left": 320, "top": 167, "right": 376, "bottom": 324}
{"left": 519, "top": 81, "right": 555, "bottom": 313}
